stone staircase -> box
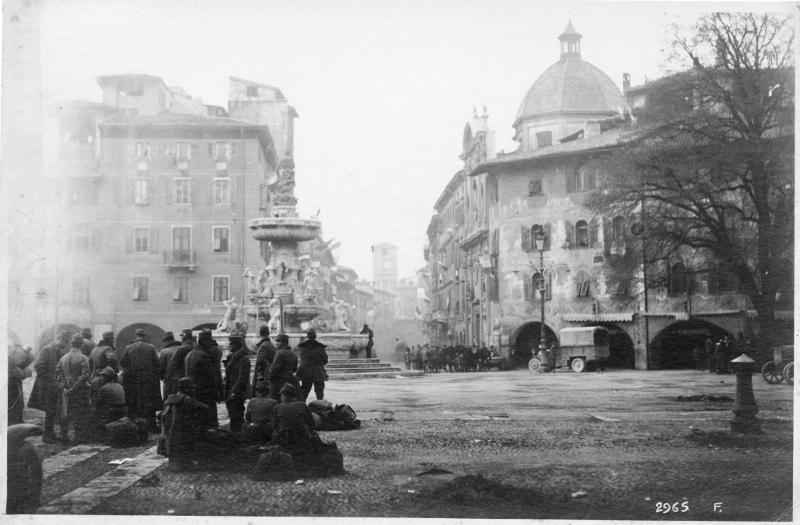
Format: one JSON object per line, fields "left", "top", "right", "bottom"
{"left": 326, "top": 357, "right": 422, "bottom": 380}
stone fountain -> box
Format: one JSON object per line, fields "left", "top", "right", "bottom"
{"left": 237, "top": 158, "right": 368, "bottom": 357}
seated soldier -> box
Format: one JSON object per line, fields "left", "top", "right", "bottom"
{"left": 241, "top": 383, "right": 278, "bottom": 443}
{"left": 90, "top": 367, "right": 127, "bottom": 440}
{"left": 160, "top": 377, "right": 212, "bottom": 471}
{"left": 273, "top": 383, "right": 323, "bottom": 455}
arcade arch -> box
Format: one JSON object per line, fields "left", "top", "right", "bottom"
{"left": 651, "top": 319, "right": 732, "bottom": 369}
{"left": 37, "top": 323, "right": 82, "bottom": 352}
{"left": 580, "top": 322, "right": 635, "bottom": 368}
{"left": 117, "top": 322, "right": 166, "bottom": 350}
{"left": 511, "top": 321, "right": 558, "bottom": 368}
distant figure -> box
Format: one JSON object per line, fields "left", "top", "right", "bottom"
{"left": 29, "top": 331, "right": 70, "bottom": 443}
{"left": 158, "top": 332, "right": 182, "bottom": 397}
{"left": 268, "top": 333, "right": 299, "bottom": 401}
{"left": 297, "top": 329, "right": 329, "bottom": 401}
{"left": 120, "top": 329, "right": 163, "bottom": 429}
{"left": 8, "top": 344, "right": 34, "bottom": 425}
{"left": 80, "top": 328, "right": 95, "bottom": 357}
{"left": 252, "top": 325, "right": 276, "bottom": 396}
{"left": 163, "top": 329, "right": 194, "bottom": 399}
{"left": 185, "top": 330, "right": 223, "bottom": 428}
{"left": 394, "top": 338, "right": 410, "bottom": 368}
{"left": 704, "top": 337, "right": 715, "bottom": 372}
{"left": 55, "top": 334, "right": 92, "bottom": 444}
{"left": 224, "top": 332, "right": 251, "bottom": 433}
{"left": 692, "top": 344, "right": 703, "bottom": 371}
{"left": 160, "top": 378, "right": 212, "bottom": 471}
{"left": 360, "top": 324, "right": 374, "bottom": 358}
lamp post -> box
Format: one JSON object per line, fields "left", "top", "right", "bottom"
{"left": 534, "top": 232, "right": 547, "bottom": 353}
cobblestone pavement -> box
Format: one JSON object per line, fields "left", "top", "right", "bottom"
{"left": 17, "top": 368, "right": 795, "bottom": 520}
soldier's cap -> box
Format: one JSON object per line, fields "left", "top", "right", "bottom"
{"left": 180, "top": 329, "right": 193, "bottom": 340}
{"left": 134, "top": 328, "right": 147, "bottom": 337}
{"left": 306, "top": 328, "right": 317, "bottom": 340}
{"left": 276, "top": 333, "right": 289, "bottom": 343}
{"left": 259, "top": 325, "right": 270, "bottom": 336}
{"left": 57, "top": 330, "right": 71, "bottom": 340}
{"left": 279, "top": 383, "right": 298, "bottom": 397}
{"left": 100, "top": 367, "right": 118, "bottom": 380}
{"left": 102, "top": 331, "right": 114, "bottom": 340}
{"left": 81, "top": 328, "right": 93, "bottom": 337}
{"left": 162, "top": 331, "right": 175, "bottom": 342}
{"left": 71, "top": 333, "right": 84, "bottom": 345}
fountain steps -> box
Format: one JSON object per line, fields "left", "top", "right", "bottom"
{"left": 233, "top": 355, "right": 421, "bottom": 380}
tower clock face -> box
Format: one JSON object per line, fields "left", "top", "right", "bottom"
{"left": 383, "top": 260, "right": 392, "bottom": 269}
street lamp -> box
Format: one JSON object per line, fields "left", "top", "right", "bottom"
{"left": 533, "top": 229, "right": 547, "bottom": 353}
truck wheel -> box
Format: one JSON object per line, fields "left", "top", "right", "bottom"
{"left": 528, "top": 357, "right": 542, "bottom": 372}
{"left": 782, "top": 362, "right": 793, "bottom": 385}
{"left": 570, "top": 357, "right": 586, "bottom": 373}
{"left": 762, "top": 362, "right": 783, "bottom": 384}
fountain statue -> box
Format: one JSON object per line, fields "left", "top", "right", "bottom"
{"left": 241, "top": 156, "right": 367, "bottom": 355}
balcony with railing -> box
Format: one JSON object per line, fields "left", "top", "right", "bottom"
{"left": 163, "top": 250, "right": 197, "bottom": 271}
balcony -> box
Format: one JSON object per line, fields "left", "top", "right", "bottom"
{"left": 163, "top": 250, "right": 197, "bottom": 272}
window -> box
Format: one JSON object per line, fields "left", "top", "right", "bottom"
{"left": 213, "top": 178, "right": 230, "bottom": 205}
{"left": 568, "top": 164, "right": 598, "bottom": 192}
{"left": 173, "top": 276, "right": 189, "bottom": 303}
{"left": 246, "top": 85, "right": 259, "bottom": 97}
{"left": 73, "top": 277, "right": 90, "bottom": 305}
{"left": 213, "top": 276, "right": 229, "bottom": 302}
{"left": 135, "top": 142, "right": 150, "bottom": 158}
{"left": 134, "top": 179, "right": 149, "bottom": 205}
{"left": 173, "top": 178, "right": 191, "bottom": 205}
{"left": 576, "top": 271, "right": 591, "bottom": 298}
{"left": 175, "top": 142, "right": 191, "bottom": 159}
{"left": 230, "top": 142, "right": 238, "bottom": 156}
{"left": 614, "top": 279, "right": 629, "bottom": 296}
{"left": 133, "top": 227, "right": 150, "bottom": 253}
{"left": 132, "top": 276, "right": 149, "bottom": 301}
{"left": 528, "top": 179, "right": 542, "bottom": 196}
{"left": 213, "top": 142, "right": 231, "bottom": 159}
{"left": 575, "top": 220, "right": 590, "bottom": 248}
{"left": 532, "top": 272, "right": 552, "bottom": 300}
{"left": 212, "top": 226, "right": 230, "bottom": 253}
{"left": 75, "top": 227, "right": 92, "bottom": 250}
{"left": 536, "top": 131, "right": 552, "bottom": 148}
{"left": 669, "top": 263, "right": 687, "bottom": 295}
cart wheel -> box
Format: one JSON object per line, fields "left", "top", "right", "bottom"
{"left": 528, "top": 357, "right": 542, "bottom": 372}
{"left": 761, "top": 362, "right": 783, "bottom": 384}
{"left": 570, "top": 357, "right": 586, "bottom": 373}
{"left": 782, "top": 362, "right": 793, "bottom": 385}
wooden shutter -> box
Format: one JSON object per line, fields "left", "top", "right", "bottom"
{"left": 603, "top": 216, "right": 612, "bottom": 255}
{"left": 521, "top": 225, "right": 531, "bottom": 252}
{"left": 589, "top": 218, "right": 599, "bottom": 248}
{"left": 585, "top": 167, "right": 596, "bottom": 190}
{"left": 566, "top": 169, "right": 576, "bottom": 192}
{"left": 124, "top": 227, "right": 133, "bottom": 253}
{"left": 523, "top": 274, "right": 532, "bottom": 302}
{"left": 543, "top": 223, "right": 551, "bottom": 250}
{"left": 491, "top": 229, "right": 499, "bottom": 256}
{"left": 564, "top": 220, "right": 574, "bottom": 248}
{"left": 149, "top": 227, "right": 159, "bottom": 254}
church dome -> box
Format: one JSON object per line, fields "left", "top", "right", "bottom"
{"left": 514, "top": 23, "right": 624, "bottom": 126}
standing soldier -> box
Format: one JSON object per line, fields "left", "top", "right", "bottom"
{"left": 158, "top": 332, "right": 181, "bottom": 398}
{"left": 185, "top": 329, "right": 222, "bottom": 428}
{"left": 224, "top": 331, "right": 251, "bottom": 433}
{"left": 28, "top": 331, "right": 71, "bottom": 443}
{"left": 80, "top": 328, "right": 95, "bottom": 357}
{"left": 361, "top": 324, "right": 374, "bottom": 358}
{"left": 9, "top": 344, "right": 35, "bottom": 425}
{"left": 704, "top": 337, "right": 715, "bottom": 373}
{"left": 252, "top": 325, "right": 276, "bottom": 396}
{"left": 88, "top": 332, "right": 118, "bottom": 404}
{"left": 55, "top": 334, "right": 91, "bottom": 444}
{"left": 297, "top": 329, "right": 329, "bottom": 402}
{"left": 268, "top": 333, "right": 298, "bottom": 401}
{"left": 120, "top": 328, "right": 163, "bottom": 430}
{"left": 163, "top": 329, "right": 194, "bottom": 399}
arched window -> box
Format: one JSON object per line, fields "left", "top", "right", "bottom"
{"left": 612, "top": 216, "right": 625, "bottom": 243}
{"left": 575, "top": 220, "right": 589, "bottom": 248}
{"left": 669, "top": 263, "right": 687, "bottom": 295}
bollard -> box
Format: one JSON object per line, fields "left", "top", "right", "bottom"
{"left": 729, "top": 354, "right": 761, "bottom": 433}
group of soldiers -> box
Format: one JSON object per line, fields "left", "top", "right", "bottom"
{"left": 399, "top": 344, "right": 498, "bottom": 373}
{"left": 13, "top": 325, "right": 331, "bottom": 458}
{"left": 693, "top": 333, "right": 754, "bottom": 373}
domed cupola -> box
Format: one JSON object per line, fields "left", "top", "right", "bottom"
{"left": 513, "top": 21, "right": 624, "bottom": 151}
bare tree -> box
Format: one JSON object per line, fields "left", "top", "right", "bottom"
{"left": 590, "top": 12, "right": 794, "bottom": 348}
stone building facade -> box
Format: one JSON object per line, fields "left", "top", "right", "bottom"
{"left": 424, "top": 23, "right": 766, "bottom": 369}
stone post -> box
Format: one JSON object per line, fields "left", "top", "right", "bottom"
{"left": 729, "top": 353, "right": 761, "bottom": 434}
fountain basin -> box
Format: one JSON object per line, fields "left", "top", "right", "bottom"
{"left": 248, "top": 216, "right": 321, "bottom": 243}
{"left": 213, "top": 332, "right": 369, "bottom": 359}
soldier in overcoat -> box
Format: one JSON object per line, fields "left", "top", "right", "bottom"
{"left": 224, "top": 332, "right": 251, "bottom": 433}
{"left": 297, "top": 329, "right": 328, "bottom": 401}
{"left": 120, "top": 329, "right": 163, "bottom": 428}
{"left": 28, "top": 331, "right": 71, "bottom": 443}
{"left": 268, "top": 333, "right": 298, "bottom": 401}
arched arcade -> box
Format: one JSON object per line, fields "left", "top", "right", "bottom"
{"left": 511, "top": 321, "right": 558, "bottom": 368}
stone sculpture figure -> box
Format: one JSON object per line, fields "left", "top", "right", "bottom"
{"left": 270, "top": 157, "right": 297, "bottom": 207}
{"left": 243, "top": 268, "right": 259, "bottom": 295}
{"left": 258, "top": 269, "right": 269, "bottom": 295}
{"left": 332, "top": 300, "right": 351, "bottom": 333}
{"left": 267, "top": 298, "right": 283, "bottom": 333}
{"left": 217, "top": 298, "right": 239, "bottom": 332}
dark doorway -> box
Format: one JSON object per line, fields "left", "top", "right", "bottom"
{"left": 652, "top": 319, "right": 731, "bottom": 369}
{"left": 117, "top": 322, "right": 166, "bottom": 350}
{"left": 37, "top": 323, "right": 82, "bottom": 352}
{"left": 512, "top": 322, "right": 558, "bottom": 368}
{"left": 581, "top": 322, "right": 635, "bottom": 368}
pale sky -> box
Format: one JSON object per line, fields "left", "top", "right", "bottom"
{"left": 36, "top": 0, "right": 793, "bottom": 281}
